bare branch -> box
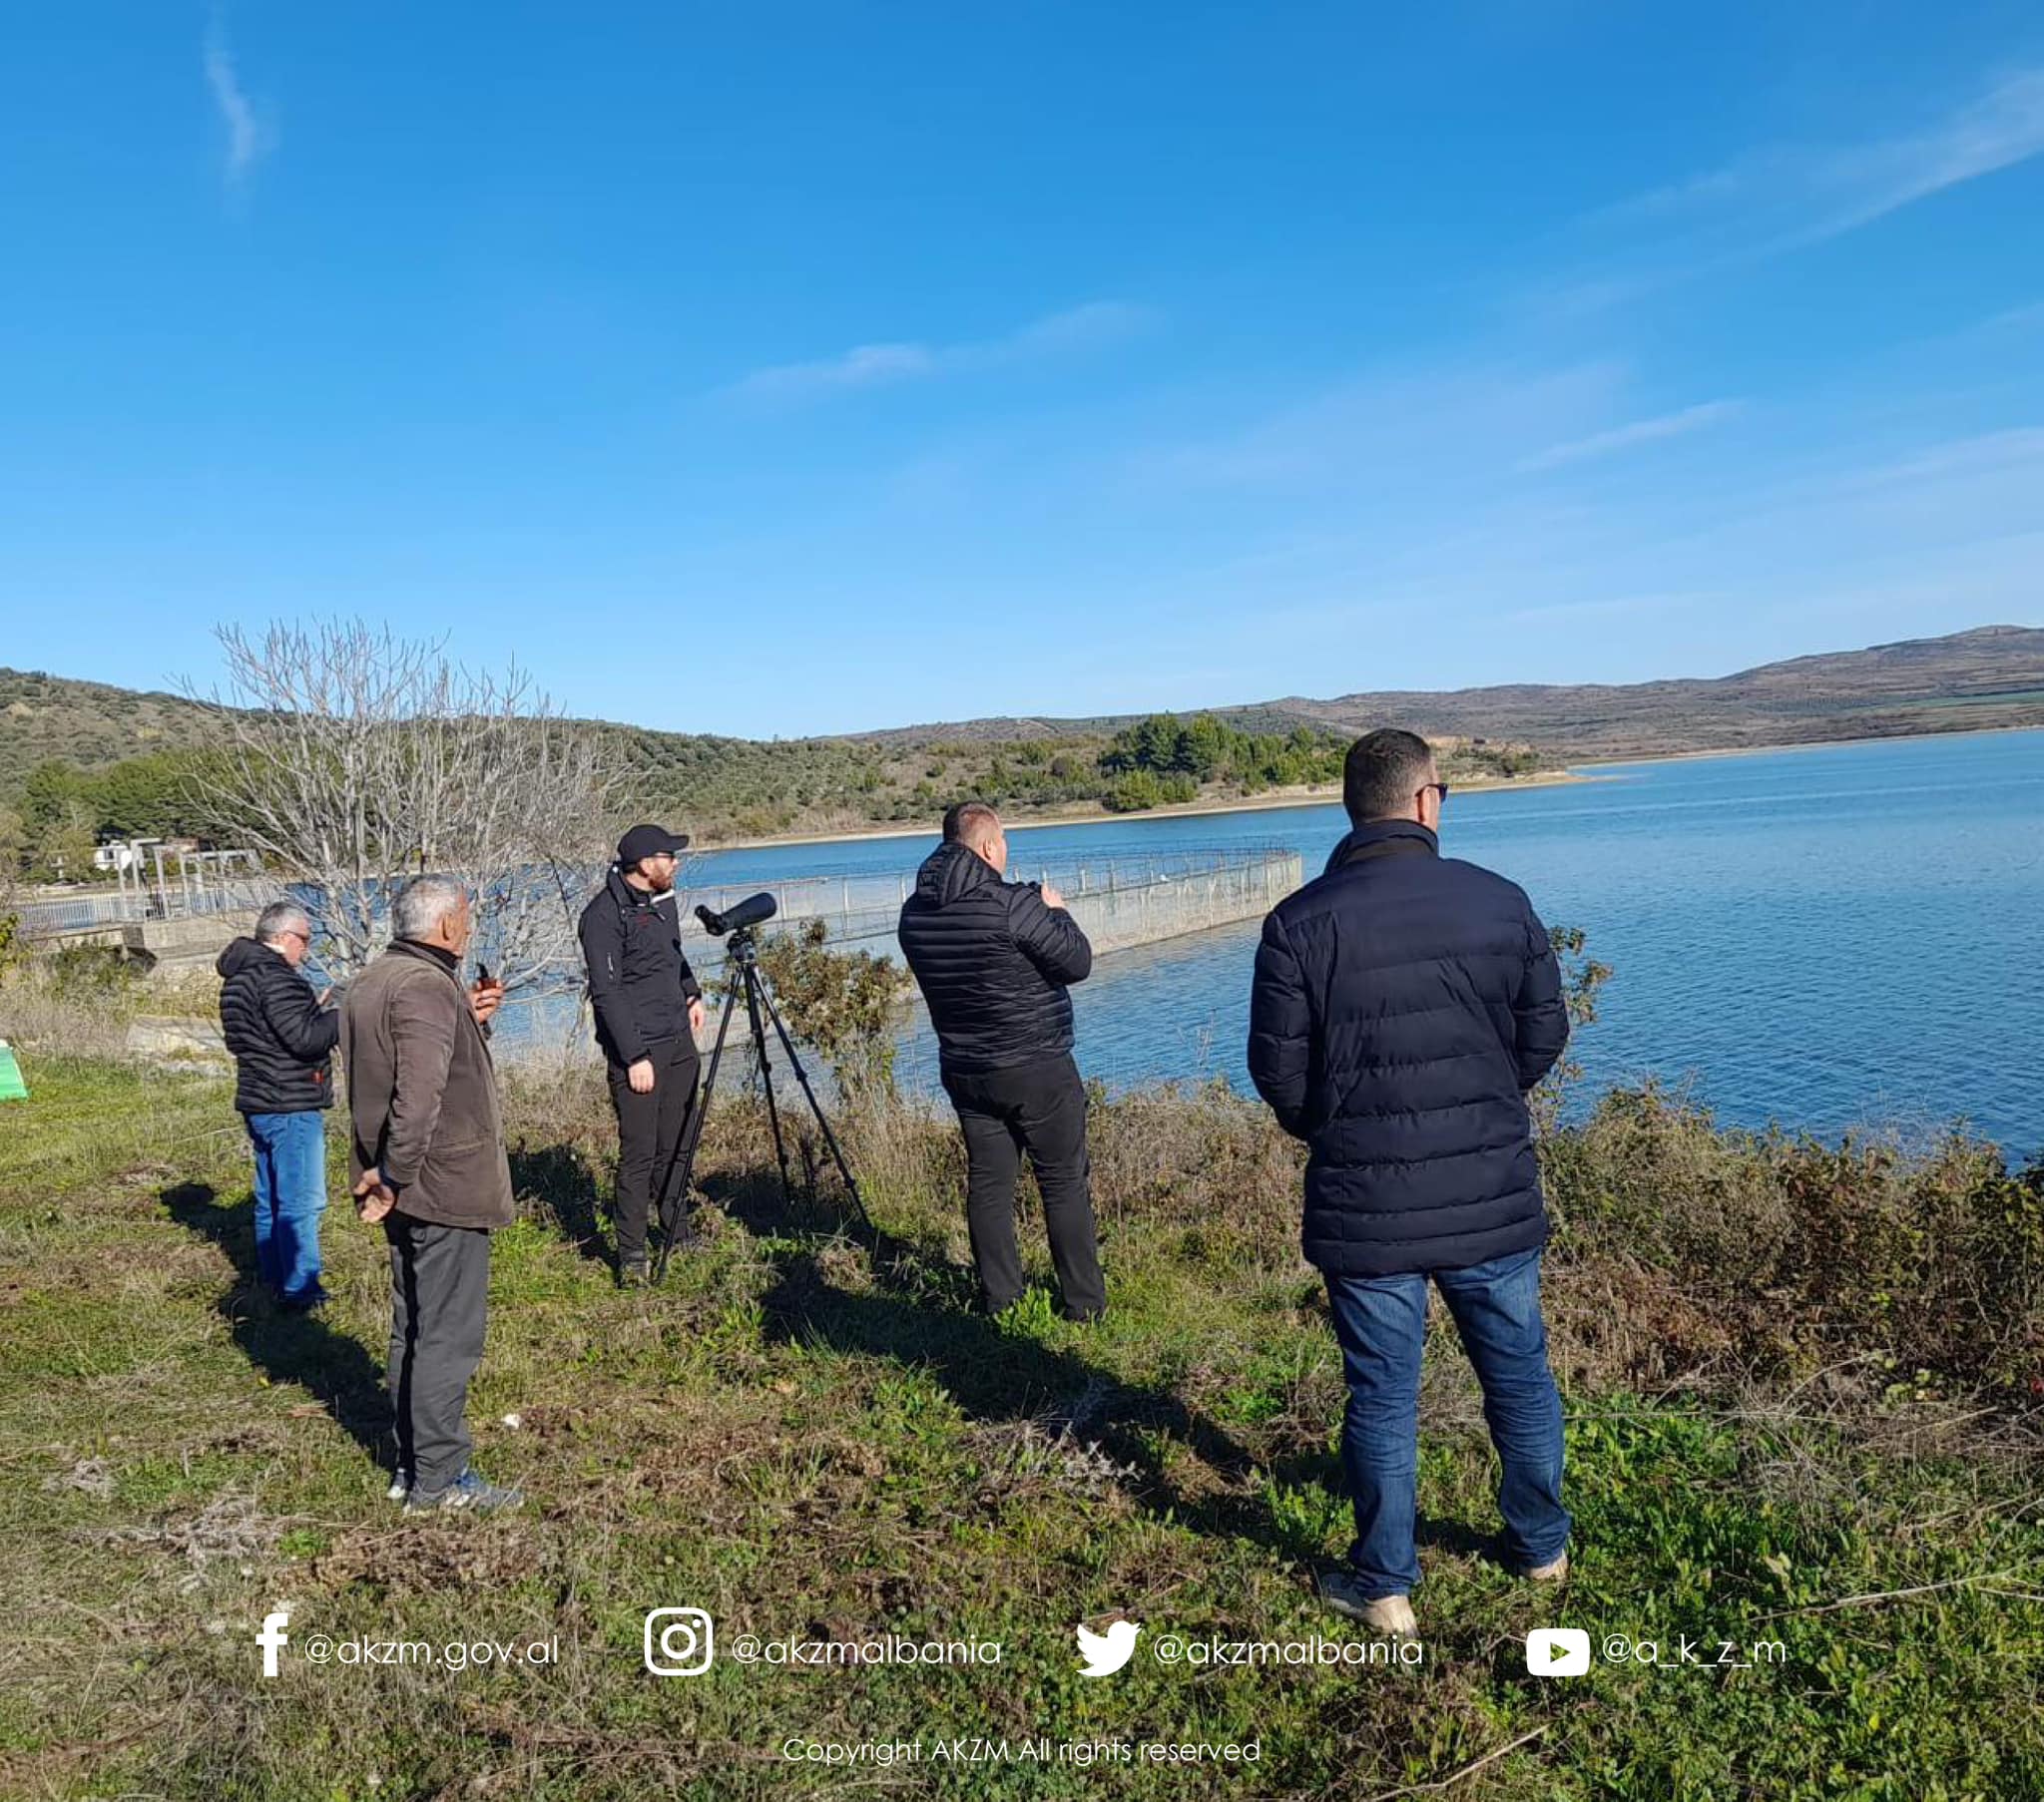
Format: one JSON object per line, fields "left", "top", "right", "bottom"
{"left": 185, "top": 621, "right": 623, "bottom": 988}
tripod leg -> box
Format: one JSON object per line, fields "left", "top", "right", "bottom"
{"left": 743, "top": 965, "right": 797, "bottom": 1207}
{"left": 755, "top": 971, "right": 872, "bottom": 1234}
{"left": 652, "top": 982, "right": 738, "bottom": 1284}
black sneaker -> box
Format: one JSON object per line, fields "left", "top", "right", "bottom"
{"left": 619, "top": 1259, "right": 650, "bottom": 1290}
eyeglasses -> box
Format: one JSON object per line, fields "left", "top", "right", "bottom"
{"left": 1418, "top": 781, "right": 1451, "bottom": 804}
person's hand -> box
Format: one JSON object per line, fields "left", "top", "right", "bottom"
{"left": 1040, "top": 883, "right": 1068, "bottom": 912}
{"left": 687, "top": 997, "right": 706, "bottom": 1038}
{"left": 469, "top": 977, "right": 504, "bottom": 1026}
{"left": 628, "top": 1057, "right": 657, "bottom": 1095}
{"left": 353, "top": 1167, "right": 396, "bottom": 1223}
{"left": 316, "top": 985, "right": 335, "bottom": 1008}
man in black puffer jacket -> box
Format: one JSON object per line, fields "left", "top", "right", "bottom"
{"left": 897, "top": 801, "right": 1107, "bottom": 1320}
{"left": 217, "top": 901, "right": 340, "bottom": 1309}
{"left": 1250, "top": 729, "right": 1572, "bottom": 1637}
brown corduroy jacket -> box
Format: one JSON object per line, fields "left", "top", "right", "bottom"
{"left": 341, "top": 940, "right": 515, "bottom": 1230}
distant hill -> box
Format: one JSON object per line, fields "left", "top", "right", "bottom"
{"left": 0, "top": 670, "right": 222, "bottom": 796}
{"left": 864, "top": 625, "right": 2044, "bottom": 759}
{"left": 4, "top": 624, "right": 2040, "bottom": 847}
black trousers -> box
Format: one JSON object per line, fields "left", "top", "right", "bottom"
{"left": 385, "top": 1214, "right": 492, "bottom": 1493}
{"left": 606, "top": 1035, "right": 703, "bottom": 1266}
{"left": 941, "top": 1052, "right": 1107, "bottom": 1320}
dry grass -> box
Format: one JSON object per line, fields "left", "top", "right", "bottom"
{"left": 0, "top": 1055, "right": 2040, "bottom": 1799}
{"left": 1543, "top": 1084, "right": 2044, "bottom": 1400}
{"left": 0, "top": 953, "right": 226, "bottom": 1062}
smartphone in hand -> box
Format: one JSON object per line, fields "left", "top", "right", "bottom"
{"left": 469, "top": 960, "right": 505, "bottom": 1032}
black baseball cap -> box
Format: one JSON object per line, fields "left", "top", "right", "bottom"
{"left": 617, "top": 823, "right": 691, "bottom": 865}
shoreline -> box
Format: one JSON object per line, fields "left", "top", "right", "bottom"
{"left": 697, "top": 719, "right": 2043, "bottom": 855}
{"left": 1567, "top": 718, "right": 2044, "bottom": 773}
{"left": 703, "top": 768, "right": 1584, "bottom": 852}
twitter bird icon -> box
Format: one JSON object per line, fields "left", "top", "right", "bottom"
{"left": 1075, "top": 1618, "right": 1142, "bottom": 1676}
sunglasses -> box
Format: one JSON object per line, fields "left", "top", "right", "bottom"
{"left": 1418, "top": 781, "right": 1452, "bottom": 804}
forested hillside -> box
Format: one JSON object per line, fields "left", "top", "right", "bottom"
{"left": 14, "top": 617, "right": 2032, "bottom": 870}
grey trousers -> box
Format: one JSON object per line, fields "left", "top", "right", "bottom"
{"left": 384, "top": 1214, "right": 492, "bottom": 1493}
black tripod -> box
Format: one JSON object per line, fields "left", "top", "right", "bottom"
{"left": 651, "top": 924, "right": 869, "bottom": 1281}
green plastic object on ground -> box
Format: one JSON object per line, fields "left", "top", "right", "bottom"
{"left": 0, "top": 1041, "right": 28, "bottom": 1103}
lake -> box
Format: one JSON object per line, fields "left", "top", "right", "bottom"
{"left": 653, "top": 729, "right": 2044, "bottom": 1157}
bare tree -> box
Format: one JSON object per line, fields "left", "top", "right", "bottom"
{"left": 188, "top": 621, "right": 621, "bottom": 989}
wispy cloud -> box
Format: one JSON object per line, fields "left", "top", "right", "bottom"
{"left": 1552, "top": 68, "right": 2044, "bottom": 310}
{"left": 1813, "top": 426, "right": 2044, "bottom": 497}
{"left": 1804, "top": 68, "right": 2044, "bottom": 241}
{"left": 1135, "top": 359, "right": 1631, "bottom": 492}
{"left": 1499, "top": 588, "right": 1725, "bottom": 627}
{"left": 722, "top": 300, "right": 1155, "bottom": 406}
{"left": 1517, "top": 399, "right": 1744, "bottom": 473}
{"left": 204, "top": 15, "right": 271, "bottom": 189}
{"left": 738, "top": 342, "right": 936, "bottom": 402}
{"left": 1979, "top": 299, "right": 2044, "bottom": 334}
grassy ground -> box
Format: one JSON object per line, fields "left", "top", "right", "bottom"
{"left": 1, "top": 1055, "right": 2040, "bottom": 1800}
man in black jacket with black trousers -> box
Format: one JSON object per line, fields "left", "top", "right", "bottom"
{"left": 898, "top": 801, "right": 1107, "bottom": 1322}
{"left": 217, "top": 901, "right": 340, "bottom": 1310}
{"left": 577, "top": 823, "right": 706, "bottom": 1285}
{"left": 1250, "top": 729, "right": 1573, "bottom": 1638}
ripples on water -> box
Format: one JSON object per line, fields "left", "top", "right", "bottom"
{"left": 570, "top": 731, "right": 2044, "bottom": 1156}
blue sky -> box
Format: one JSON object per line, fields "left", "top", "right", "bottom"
{"left": 3, "top": 3, "right": 2042, "bottom": 737}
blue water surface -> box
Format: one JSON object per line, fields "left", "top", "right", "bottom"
{"left": 653, "top": 730, "right": 2044, "bottom": 1155}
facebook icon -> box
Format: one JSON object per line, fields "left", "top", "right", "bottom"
{"left": 256, "top": 1609, "right": 290, "bottom": 1677}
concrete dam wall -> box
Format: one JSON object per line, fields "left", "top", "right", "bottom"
{"left": 687, "top": 847, "right": 1306, "bottom": 977}
{"left": 1058, "top": 850, "right": 1302, "bottom": 956}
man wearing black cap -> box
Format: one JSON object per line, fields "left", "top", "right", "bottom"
{"left": 577, "top": 824, "right": 706, "bottom": 1285}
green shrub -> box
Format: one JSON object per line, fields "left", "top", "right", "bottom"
{"left": 754, "top": 920, "right": 913, "bottom": 1098}
{"left": 1544, "top": 1086, "right": 2044, "bottom": 1398}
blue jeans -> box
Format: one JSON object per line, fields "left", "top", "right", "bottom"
{"left": 244, "top": 1112, "right": 328, "bottom": 1303}
{"left": 1324, "top": 1246, "right": 1570, "bottom": 1597}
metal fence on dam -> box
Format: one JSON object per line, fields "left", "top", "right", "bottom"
{"left": 494, "top": 845, "right": 1304, "bottom": 1066}
{"left": 684, "top": 845, "right": 1304, "bottom": 978}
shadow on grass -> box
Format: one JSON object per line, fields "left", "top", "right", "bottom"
{"left": 1414, "top": 1516, "right": 1504, "bottom": 1562}
{"left": 708, "top": 1163, "right": 1323, "bottom": 1563}
{"left": 510, "top": 1140, "right": 612, "bottom": 1269}
{"left": 526, "top": 1131, "right": 1502, "bottom": 1569}
{"left": 160, "top": 1180, "right": 395, "bottom": 1477}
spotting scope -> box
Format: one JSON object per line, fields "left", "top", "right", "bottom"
{"left": 695, "top": 892, "right": 777, "bottom": 937}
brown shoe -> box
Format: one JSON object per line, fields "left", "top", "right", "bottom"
{"left": 1526, "top": 1552, "right": 1570, "bottom": 1581}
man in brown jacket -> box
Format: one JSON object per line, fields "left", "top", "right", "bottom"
{"left": 342, "top": 873, "right": 520, "bottom": 1513}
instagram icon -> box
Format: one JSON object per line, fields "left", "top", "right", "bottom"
{"left": 644, "top": 1607, "right": 715, "bottom": 1676}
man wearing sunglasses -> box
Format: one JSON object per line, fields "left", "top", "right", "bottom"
{"left": 217, "top": 900, "right": 341, "bottom": 1310}
{"left": 1249, "top": 728, "right": 1572, "bottom": 1638}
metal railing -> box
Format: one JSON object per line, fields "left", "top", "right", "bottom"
{"left": 491, "top": 845, "right": 1298, "bottom": 1059}
{"left": 13, "top": 872, "right": 273, "bottom": 939}
{"left": 682, "top": 844, "right": 1290, "bottom": 967}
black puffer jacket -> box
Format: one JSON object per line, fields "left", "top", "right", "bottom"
{"left": 216, "top": 936, "right": 339, "bottom": 1115}
{"left": 897, "top": 841, "right": 1093, "bottom": 1079}
{"left": 577, "top": 867, "right": 703, "bottom": 1066}
{"left": 1248, "top": 820, "right": 1570, "bottom": 1277}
